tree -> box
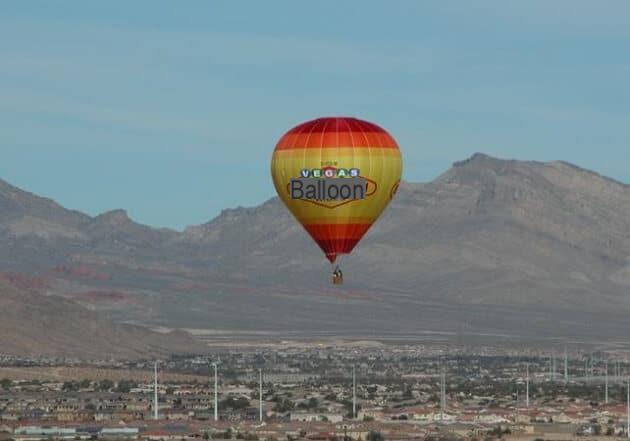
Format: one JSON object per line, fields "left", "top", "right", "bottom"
{"left": 116, "top": 380, "right": 137, "bottom": 393}
{"left": 342, "top": 400, "right": 361, "bottom": 418}
{"left": 308, "top": 397, "right": 319, "bottom": 409}
{"left": 403, "top": 385, "right": 414, "bottom": 399}
{"left": 98, "top": 379, "right": 114, "bottom": 391}
{"left": 273, "top": 398, "right": 294, "bottom": 413}
{"left": 366, "top": 431, "right": 384, "bottom": 441}
{"left": 221, "top": 396, "right": 250, "bottom": 410}
{"left": 1, "top": 378, "right": 12, "bottom": 390}
{"left": 62, "top": 381, "right": 79, "bottom": 392}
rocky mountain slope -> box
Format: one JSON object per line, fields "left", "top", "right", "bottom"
{"left": 2, "top": 153, "right": 630, "bottom": 347}
{"left": 0, "top": 280, "right": 204, "bottom": 358}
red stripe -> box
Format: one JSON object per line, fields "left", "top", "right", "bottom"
{"left": 303, "top": 223, "right": 371, "bottom": 239}
{"left": 285, "top": 117, "right": 385, "bottom": 134}
{"left": 302, "top": 223, "right": 372, "bottom": 263}
{"left": 317, "top": 238, "right": 362, "bottom": 263}
{"left": 275, "top": 117, "right": 399, "bottom": 150}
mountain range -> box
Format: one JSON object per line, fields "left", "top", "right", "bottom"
{"left": 2, "top": 153, "right": 630, "bottom": 356}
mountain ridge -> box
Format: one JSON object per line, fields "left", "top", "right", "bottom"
{"left": 3, "top": 153, "right": 630, "bottom": 351}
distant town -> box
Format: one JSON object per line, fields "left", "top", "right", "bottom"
{"left": 1, "top": 345, "right": 630, "bottom": 441}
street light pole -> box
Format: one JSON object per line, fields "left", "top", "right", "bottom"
{"left": 352, "top": 365, "right": 356, "bottom": 420}
{"left": 212, "top": 362, "right": 218, "bottom": 421}
{"left": 154, "top": 361, "right": 159, "bottom": 420}
{"left": 605, "top": 361, "right": 609, "bottom": 404}
{"left": 526, "top": 363, "right": 530, "bottom": 409}
{"left": 626, "top": 378, "right": 629, "bottom": 439}
{"left": 259, "top": 368, "right": 263, "bottom": 422}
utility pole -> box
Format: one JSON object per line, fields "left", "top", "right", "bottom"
{"left": 212, "top": 362, "right": 218, "bottom": 421}
{"left": 259, "top": 368, "right": 263, "bottom": 422}
{"left": 585, "top": 359, "right": 589, "bottom": 381}
{"left": 154, "top": 361, "right": 159, "bottom": 420}
{"left": 526, "top": 363, "right": 530, "bottom": 408}
{"left": 440, "top": 365, "right": 446, "bottom": 420}
{"left": 605, "top": 361, "right": 609, "bottom": 404}
{"left": 564, "top": 346, "right": 568, "bottom": 381}
{"left": 626, "top": 378, "right": 629, "bottom": 439}
{"left": 352, "top": 365, "right": 356, "bottom": 420}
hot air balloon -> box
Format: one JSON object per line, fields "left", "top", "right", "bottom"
{"left": 270, "top": 117, "right": 403, "bottom": 283}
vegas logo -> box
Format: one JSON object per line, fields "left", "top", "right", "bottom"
{"left": 291, "top": 167, "right": 366, "bottom": 201}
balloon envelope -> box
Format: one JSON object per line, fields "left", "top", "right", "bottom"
{"left": 271, "top": 117, "right": 403, "bottom": 263}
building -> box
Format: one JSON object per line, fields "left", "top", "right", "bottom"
{"left": 290, "top": 412, "right": 344, "bottom": 423}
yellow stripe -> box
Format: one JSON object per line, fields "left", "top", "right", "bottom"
{"left": 271, "top": 152, "right": 402, "bottom": 225}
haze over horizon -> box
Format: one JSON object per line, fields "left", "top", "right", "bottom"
{"left": 1, "top": 1, "right": 629, "bottom": 229}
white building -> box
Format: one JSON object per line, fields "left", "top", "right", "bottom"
{"left": 290, "top": 412, "right": 344, "bottom": 423}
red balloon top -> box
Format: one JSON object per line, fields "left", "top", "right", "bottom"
{"left": 275, "top": 117, "right": 399, "bottom": 150}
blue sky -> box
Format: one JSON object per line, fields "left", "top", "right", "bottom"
{"left": 1, "top": 1, "right": 629, "bottom": 229}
